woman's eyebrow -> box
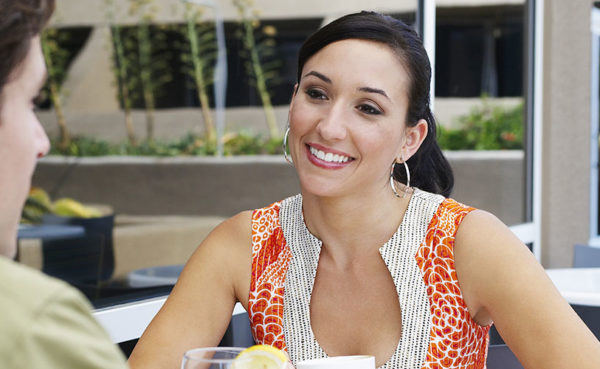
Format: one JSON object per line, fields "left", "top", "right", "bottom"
{"left": 358, "top": 86, "right": 390, "bottom": 100}
{"left": 303, "top": 71, "right": 390, "bottom": 100}
{"left": 303, "top": 70, "right": 331, "bottom": 84}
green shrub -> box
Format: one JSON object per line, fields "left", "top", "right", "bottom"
{"left": 49, "top": 132, "right": 283, "bottom": 157}
{"left": 438, "top": 99, "right": 524, "bottom": 150}
{"left": 50, "top": 99, "right": 522, "bottom": 156}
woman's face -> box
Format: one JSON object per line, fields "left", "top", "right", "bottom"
{"left": 289, "top": 39, "right": 417, "bottom": 199}
{"left": 0, "top": 36, "right": 50, "bottom": 257}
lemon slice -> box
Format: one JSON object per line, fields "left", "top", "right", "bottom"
{"left": 232, "top": 345, "right": 288, "bottom": 369}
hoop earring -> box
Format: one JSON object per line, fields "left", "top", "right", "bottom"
{"left": 390, "top": 158, "right": 411, "bottom": 198}
{"left": 283, "top": 126, "right": 293, "bottom": 165}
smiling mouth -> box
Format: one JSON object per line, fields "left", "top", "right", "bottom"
{"left": 308, "top": 145, "right": 353, "bottom": 163}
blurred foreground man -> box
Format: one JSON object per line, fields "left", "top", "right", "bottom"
{"left": 0, "top": 1, "right": 129, "bottom": 367}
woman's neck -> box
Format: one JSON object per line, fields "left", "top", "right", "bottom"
{"left": 301, "top": 188, "right": 412, "bottom": 265}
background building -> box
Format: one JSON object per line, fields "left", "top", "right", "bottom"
{"left": 24, "top": 0, "right": 599, "bottom": 344}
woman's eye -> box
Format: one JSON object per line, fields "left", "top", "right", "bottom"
{"left": 357, "top": 104, "right": 382, "bottom": 115}
{"left": 305, "top": 88, "right": 327, "bottom": 100}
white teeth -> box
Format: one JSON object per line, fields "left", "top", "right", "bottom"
{"left": 309, "top": 146, "right": 350, "bottom": 163}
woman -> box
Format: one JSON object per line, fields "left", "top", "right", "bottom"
{"left": 0, "top": 1, "right": 129, "bottom": 367}
{"left": 129, "top": 12, "right": 600, "bottom": 369}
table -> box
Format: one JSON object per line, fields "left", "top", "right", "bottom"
{"left": 545, "top": 268, "right": 600, "bottom": 306}
{"left": 127, "top": 264, "right": 184, "bottom": 288}
{"left": 546, "top": 268, "right": 600, "bottom": 340}
{"left": 17, "top": 224, "right": 87, "bottom": 270}
{"left": 18, "top": 224, "right": 85, "bottom": 240}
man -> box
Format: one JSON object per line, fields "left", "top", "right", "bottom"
{"left": 0, "top": 1, "right": 130, "bottom": 367}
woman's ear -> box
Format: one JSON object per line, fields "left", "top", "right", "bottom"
{"left": 400, "top": 119, "right": 428, "bottom": 161}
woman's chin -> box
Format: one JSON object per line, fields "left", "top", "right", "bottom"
{"left": 298, "top": 179, "right": 345, "bottom": 199}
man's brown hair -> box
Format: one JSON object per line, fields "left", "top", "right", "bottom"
{"left": 0, "top": 0, "right": 55, "bottom": 92}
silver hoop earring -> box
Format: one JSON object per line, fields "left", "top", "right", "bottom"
{"left": 283, "top": 126, "right": 293, "bottom": 165}
{"left": 390, "top": 159, "right": 411, "bottom": 198}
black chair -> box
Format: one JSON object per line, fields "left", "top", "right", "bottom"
{"left": 41, "top": 214, "right": 115, "bottom": 300}
{"left": 571, "top": 304, "right": 600, "bottom": 340}
{"left": 487, "top": 344, "right": 523, "bottom": 369}
{"left": 573, "top": 244, "right": 600, "bottom": 267}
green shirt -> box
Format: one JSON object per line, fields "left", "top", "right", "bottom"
{"left": 0, "top": 257, "right": 129, "bottom": 368}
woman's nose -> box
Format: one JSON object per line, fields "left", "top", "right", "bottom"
{"left": 316, "top": 105, "right": 347, "bottom": 141}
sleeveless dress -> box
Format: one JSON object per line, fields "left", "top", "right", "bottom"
{"left": 248, "top": 189, "right": 490, "bottom": 369}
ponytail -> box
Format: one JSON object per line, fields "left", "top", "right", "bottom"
{"left": 394, "top": 109, "right": 454, "bottom": 197}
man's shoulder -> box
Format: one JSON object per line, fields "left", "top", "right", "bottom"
{"left": 0, "top": 257, "right": 68, "bottom": 312}
{"left": 0, "top": 258, "right": 74, "bottom": 363}
{"left": 0, "top": 258, "right": 128, "bottom": 368}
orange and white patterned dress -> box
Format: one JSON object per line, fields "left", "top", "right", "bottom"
{"left": 248, "top": 189, "right": 490, "bottom": 369}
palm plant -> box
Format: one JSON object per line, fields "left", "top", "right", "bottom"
{"left": 105, "top": 0, "right": 137, "bottom": 146}
{"left": 233, "top": 0, "right": 281, "bottom": 139}
{"left": 41, "top": 27, "right": 70, "bottom": 150}
{"left": 180, "top": 3, "right": 218, "bottom": 143}
{"left": 128, "top": 0, "right": 171, "bottom": 143}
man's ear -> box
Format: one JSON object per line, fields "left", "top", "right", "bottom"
{"left": 399, "top": 119, "right": 428, "bottom": 161}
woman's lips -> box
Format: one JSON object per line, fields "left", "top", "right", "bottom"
{"left": 305, "top": 143, "right": 354, "bottom": 168}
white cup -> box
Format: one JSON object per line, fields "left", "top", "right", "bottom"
{"left": 296, "top": 355, "right": 376, "bottom": 369}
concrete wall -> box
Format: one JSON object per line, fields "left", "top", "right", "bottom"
{"left": 32, "top": 152, "right": 525, "bottom": 224}
{"left": 541, "top": 1, "right": 593, "bottom": 267}
{"left": 28, "top": 151, "right": 525, "bottom": 282}
{"left": 33, "top": 156, "right": 301, "bottom": 217}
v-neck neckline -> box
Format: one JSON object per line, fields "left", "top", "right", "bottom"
{"left": 281, "top": 189, "right": 441, "bottom": 368}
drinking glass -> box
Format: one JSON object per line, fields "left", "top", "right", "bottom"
{"left": 181, "top": 347, "right": 249, "bottom": 369}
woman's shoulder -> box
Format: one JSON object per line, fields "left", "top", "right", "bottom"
{"left": 411, "top": 189, "right": 476, "bottom": 228}
{"left": 417, "top": 189, "right": 510, "bottom": 249}
{"left": 453, "top": 207, "right": 526, "bottom": 280}
{"left": 208, "top": 194, "right": 297, "bottom": 248}
{"left": 457, "top": 208, "right": 507, "bottom": 239}
{"left": 253, "top": 195, "right": 301, "bottom": 215}
{"left": 439, "top": 196, "right": 510, "bottom": 250}
{"left": 209, "top": 210, "right": 253, "bottom": 247}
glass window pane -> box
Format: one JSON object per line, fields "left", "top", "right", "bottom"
{"left": 29, "top": 0, "right": 418, "bottom": 309}
{"left": 435, "top": 3, "right": 528, "bottom": 226}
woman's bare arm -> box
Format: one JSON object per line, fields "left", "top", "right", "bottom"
{"left": 128, "top": 211, "right": 253, "bottom": 369}
{"left": 455, "top": 210, "right": 600, "bottom": 369}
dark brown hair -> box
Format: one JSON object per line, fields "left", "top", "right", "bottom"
{"left": 0, "top": 0, "right": 55, "bottom": 92}
{"left": 297, "top": 11, "right": 454, "bottom": 196}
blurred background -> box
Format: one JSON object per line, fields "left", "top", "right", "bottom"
{"left": 14, "top": 0, "right": 600, "bottom": 352}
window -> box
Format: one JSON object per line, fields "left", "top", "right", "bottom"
{"left": 590, "top": 3, "right": 600, "bottom": 244}
{"left": 436, "top": 6, "right": 523, "bottom": 98}
{"left": 430, "top": 0, "right": 542, "bottom": 256}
